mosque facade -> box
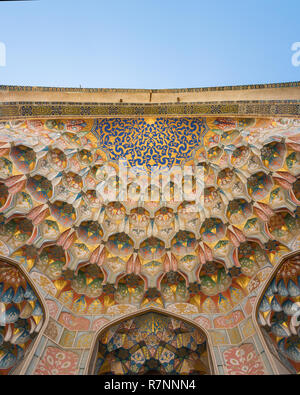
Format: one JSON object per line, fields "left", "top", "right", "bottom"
{"left": 0, "top": 82, "right": 299, "bottom": 375}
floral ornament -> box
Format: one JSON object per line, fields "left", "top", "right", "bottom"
{"left": 161, "top": 271, "right": 188, "bottom": 304}
{"left": 34, "top": 347, "right": 79, "bottom": 375}
{"left": 223, "top": 344, "right": 265, "bottom": 375}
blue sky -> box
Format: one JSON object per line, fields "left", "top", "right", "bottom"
{"left": 0, "top": 0, "right": 300, "bottom": 89}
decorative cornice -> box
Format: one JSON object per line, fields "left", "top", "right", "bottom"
{"left": 1, "top": 81, "right": 300, "bottom": 93}
{"left": 1, "top": 100, "right": 300, "bottom": 120}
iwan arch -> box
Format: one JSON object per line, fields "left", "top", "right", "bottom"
{"left": 0, "top": 82, "right": 299, "bottom": 375}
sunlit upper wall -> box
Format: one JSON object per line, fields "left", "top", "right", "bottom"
{"left": 1, "top": 82, "right": 300, "bottom": 105}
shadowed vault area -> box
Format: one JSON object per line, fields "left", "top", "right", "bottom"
{"left": 91, "top": 311, "right": 212, "bottom": 375}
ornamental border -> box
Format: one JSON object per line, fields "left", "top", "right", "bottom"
{"left": 1, "top": 100, "right": 300, "bottom": 120}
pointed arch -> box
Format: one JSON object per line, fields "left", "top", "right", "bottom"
{"left": 86, "top": 306, "right": 217, "bottom": 375}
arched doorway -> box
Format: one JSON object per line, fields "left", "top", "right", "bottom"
{"left": 88, "top": 309, "right": 214, "bottom": 375}
{"left": 256, "top": 252, "right": 300, "bottom": 374}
